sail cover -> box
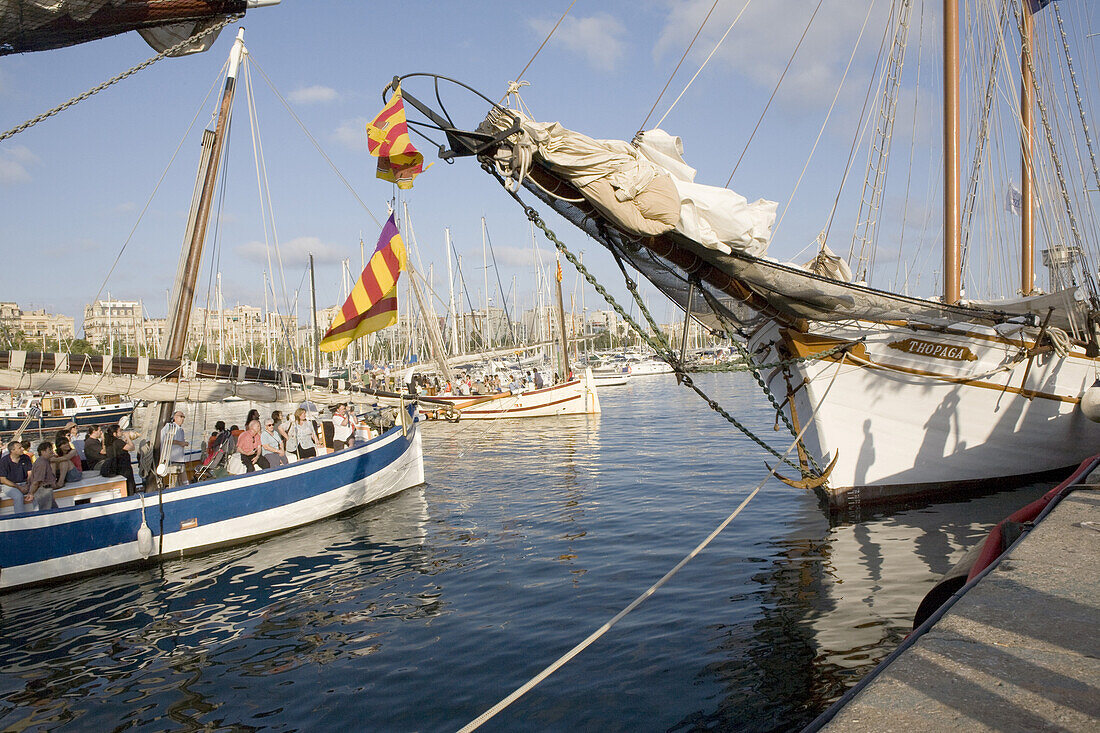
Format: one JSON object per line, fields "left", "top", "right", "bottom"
{"left": 0, "top": 0, "right": 249, "bottom": 56}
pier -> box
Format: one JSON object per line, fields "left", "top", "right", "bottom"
{"left": 818, "top": 485, "right": 1100, "bottom": 731}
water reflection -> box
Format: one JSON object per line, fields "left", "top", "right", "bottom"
{"left": 0, "top": 488, "right": 432, "bottom": 731}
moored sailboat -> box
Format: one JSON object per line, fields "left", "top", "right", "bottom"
{"left": 0, "top": 28, "right": 427, "bottom": 591}
{"left": 378, "top": 0, "right": 1100, "bottom": 507}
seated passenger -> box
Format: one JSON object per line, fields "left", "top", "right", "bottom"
{"left": 260, "top": 419, "right": 287, "bottom": 466}
{"left": 28, "top": 442, "right": 62, "bottom": 510}
{"left": 0, "top": 440, "right": 35, "bottom": 513}
{"left": 236, "top": 420, "right": 267, "bottom": 472}
{"left": 53, "top": 437, "right": 83, "bottom": 484}
{"left": 83, "top": 425, "right": 106, "bottom": 470}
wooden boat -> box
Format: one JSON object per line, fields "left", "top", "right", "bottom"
{"left": 422, "top": 368, "right": 600, "bottom": 419}
{"left": 0, "top": 403, "right": 423, "bottom": 591}
{"left": 0, "top": 27, "right": 426, "bottom": 591}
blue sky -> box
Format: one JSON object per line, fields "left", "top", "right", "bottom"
{"left": 2, "top": 0, "right": 1098, "bottom": 332}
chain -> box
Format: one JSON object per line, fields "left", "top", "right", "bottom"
{"left": 488, "top": 164, "right": 822, "bottom": 476}
{"left": 0, "top": 15, "right": 242, "bottom": 143}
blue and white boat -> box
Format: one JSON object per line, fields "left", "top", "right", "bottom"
{"left": 0, "top": 404, "right": 424, "bottom": 592}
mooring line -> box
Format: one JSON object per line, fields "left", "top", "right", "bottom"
{"left": 457, "top": 356, "right": 847, "bottom": 732}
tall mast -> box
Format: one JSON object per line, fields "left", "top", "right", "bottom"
{"left": 309, "top": 253, "right": 320, "bottom": 374}
{"left": 554, "top": 259, "right": 570, "bottom": 380}
{"left": 155, "top": 27, "right": 245, "bottom": 447}
{"left": 1020, "top": 2, "right": 1035, "bottom": 296}
{"left": 943, "top": 0, "right": 961, "bottom": 304}
{"left": 445, "top": 228, "right": 458, "bottom": 354}
{"left": 481, "top": 217, "right": 490, "bottom": 350}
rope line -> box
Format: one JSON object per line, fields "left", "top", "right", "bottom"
{"left": 639, "top": 0, "right": 721, "bottom": 131}
{"left": 457, "top": 354, "right": 849, "bottom": 733}
{"left": 510, "top": 0, "right": 577, "bottom": 95}
{"left": 0, "top": 16, "right": 240, "bottom": 143}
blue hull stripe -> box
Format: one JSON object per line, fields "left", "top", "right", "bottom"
{"left": 0, "top": 414, "right": 417, "bottom": 571}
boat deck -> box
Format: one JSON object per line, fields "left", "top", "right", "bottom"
{"left": 0, "top": 472, "right": 128, "bottom": 514}
{"left": 821, "top": 487, "right": 1100, "bottom": 731}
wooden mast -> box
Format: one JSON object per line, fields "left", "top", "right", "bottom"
{"left": 943, "top": 0, "right": 961, "bottom": 305}
{"left": 155, "top": 29, "right": 246, "bottom": 437}
{"left": 1020, "top": 2, "right": 1036, "bottom": 296}
{"left": 554, "top": 260, "right": 570, "bottom": 380}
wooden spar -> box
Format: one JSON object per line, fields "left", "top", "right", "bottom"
{"left": 1021, "top": 1, "right": 1036, "bottom": 296}
{"left": 155, "top": 29, "right": 245, "bottom": 440}
{"left": 943, "top": 0, "right": 962, "bottom": 305}
{"left": 406, "top": 262, "right": 454, "bottom": 384}
{"left": 309, "top": 253, "right": 320, "bottom": 374}
{"left": 554, "top": 259, "right": 571, "bottom": 379}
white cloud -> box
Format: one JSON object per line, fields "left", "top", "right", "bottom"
{"left": 528, "top": 13, "right": 627, "bottom": 72}
{"left": 654, "top": 0, "right": 893, "bottom": 108}
{"left": 333, "top": 117, "right": 368, "bottom": 151}
{"left": 288, "top": 85, "right": 339, "bottom": 104}
{"left": 0, "top": 145, "right": 37, "bottom": 184}
{"left": 236, "top": 236, "right": 346, "bottom": 265}
{"left": 490, "top": 245, "right": 539, "bottom": 268}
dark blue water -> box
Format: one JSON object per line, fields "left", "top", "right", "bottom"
{"left": 0, "top": 374, "right": 1049, "bottom": 731}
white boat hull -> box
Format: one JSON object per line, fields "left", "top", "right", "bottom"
{"left": 0, "top": 406, "right": 424, "bottom": 591}
{"left": 424, "top": 369, "right": 600, "bottom": 419}
{"left": 750, "top": 320, "right": 1100, "bottom": 506}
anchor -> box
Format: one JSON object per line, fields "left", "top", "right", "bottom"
{"left": 766, "top": 367, "right": 837, "bottom": 490}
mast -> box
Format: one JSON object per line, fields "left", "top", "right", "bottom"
{"left": 554, "top": 260, "right": 570, "bottom": 380}
{"left": 943, "top": 0, "right": 961, "bottom": 304}
{"left": 481, "top": 217, "right": 490, "bottom": 350}
{"left": 1020, "top": 2, "right": 1035, "bottom": 296}
{"left": 155, "top": 27, "right": 245, "bottom": 447}
{"left": 445, "top": 228, "right": 459, "bottom": 354}
{"left": 309, "top": 253, "right": 320, "bottom": 374}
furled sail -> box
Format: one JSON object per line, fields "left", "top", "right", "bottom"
{"left": 0, "top": 0, "right": 276, "bottom": 56}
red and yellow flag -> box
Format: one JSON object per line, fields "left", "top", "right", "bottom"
{"left": 366, "top": 85, "right": 428, "bottom": 190}
{"left": 556, "top": 260, "right": 563, "bottom": 283}
{"left": 319, "top": 213, "right": 407, "bottom": 352}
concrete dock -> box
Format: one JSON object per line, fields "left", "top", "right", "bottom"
{"left": 820, "top": 488, "right": 1100, "bottom": 731}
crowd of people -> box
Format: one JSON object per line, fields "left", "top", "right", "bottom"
{"left": 0, "top": 420, "right": 137, "bottom": 513}
{"left": 395, "top": 367, "right": 564, "bottom": 397}
{"left": 196, "top": 403, "right": 361, "bottom": 477}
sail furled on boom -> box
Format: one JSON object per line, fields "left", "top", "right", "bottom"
{"left": 0, "top": 0, "right": 261, "bottom": 56}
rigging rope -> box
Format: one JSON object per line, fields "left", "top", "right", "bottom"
{"left": 639, "top": 0, "right": 722, "bottom": 131}
{"left": 725, "top": 0, "right": 824, "bottom": 186}
{"left": 655, "top": 0, "right": 753, "bottom": 129}
{"left": 457, "top": 352, "right": 849, "bottom": 733}
{"left": 0, "top": 16, "right": 241, "bottom": 143}
{"left": 508, "top": 0, "right": 577, "bottom": 97}
{"left": 1052, "top": 1, "right": 1100, "bottom": 191}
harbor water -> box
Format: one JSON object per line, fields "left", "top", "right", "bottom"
{"left": 0, "top": 373, "right": 1049, "bottom": 731}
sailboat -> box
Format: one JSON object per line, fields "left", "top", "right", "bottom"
{"left": 379, "top": 0, "right": 1100, "bottom": 507}
{"left": 0, "top": 29, "right": 426, "bottom": 591}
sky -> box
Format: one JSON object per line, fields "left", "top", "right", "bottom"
{"left": 2, "top": 0, "right": 1098, "bottom": 334}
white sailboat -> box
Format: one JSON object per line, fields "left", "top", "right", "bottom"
{"left": 381, "top": 0, "right": 1100, "bottom": 507}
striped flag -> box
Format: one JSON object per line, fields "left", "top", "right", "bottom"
{"left": 319, "top": 214, "right": 407, "bottom": 352}
{"left": 366, "top": 85, "right": 428, "bottom": 190}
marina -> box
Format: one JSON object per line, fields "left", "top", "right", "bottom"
{"left": 2, "top": 0, "right": 1099, "bottom": 730}
{"left": 0, "top": 375, "right": 1060, "bottom": 730}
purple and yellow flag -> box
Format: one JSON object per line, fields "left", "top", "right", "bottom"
{"left": 366, "top": 85, "right": 428, "bottom": 189}
{"left": 319, "top": 214, "right": 407, "bottom": 352}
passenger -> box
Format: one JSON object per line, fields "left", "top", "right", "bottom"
{"left": 271, "top": 410, "right": 290, "bottom": 447}
{"left": 206, "top": 420, "right": 229, "bottom": 456}
{"left": 102, "top": 425, "right": 137, "bottom": 494}
{"left": 236, "top": 419, "right": 267, "bottom": 472}
{"left": 287, "top": 407, "right": 318, "bottom": 460}
{"left": 53, "top": 437, "right": 83, "bottom": 484}
{"left": 158, "top": 410, "right": 190, "bottom": 485}
{"left": 331, "top": 403, "right": 353, "bottom": 451}
{"left": 28, "top": 442, "right": 62, "bottom": 510}
{"left": 245, "top": 409, "right": 260, "bottom": 430}
{"left": 508, "top": 374, "right": 522, "bottom": 392}
{"left": 0, "top": 440, "right": 35, "bottom": 513}
{"left": 533, "top": 368, "right": 545, "bottom": 389}
{"left": 261, "top": 419, "right": 287, "bottom": 467}
{"left": 83, "top": 425, "right": 106, "bottom": 470}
